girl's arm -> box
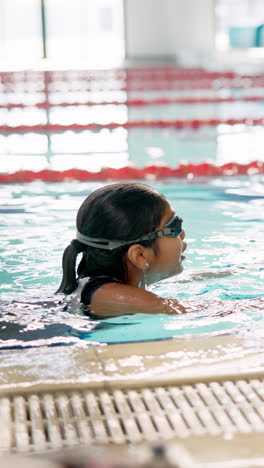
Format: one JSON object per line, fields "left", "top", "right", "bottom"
{"left": 87, "top": 283, "right": 264, "bottom": 318}
{"left": 88, "top": 282, "right": 187, "bottom": 317}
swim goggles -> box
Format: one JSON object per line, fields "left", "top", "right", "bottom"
{"left": 76, "top": 214, "right": 183, "bottom": 251}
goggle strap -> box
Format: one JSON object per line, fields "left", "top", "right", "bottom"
{"left": 75, "top": 222, "right": 183, "bottom": 251}
{"left": 76, "top": 229, "right": 128, "bottom": 250}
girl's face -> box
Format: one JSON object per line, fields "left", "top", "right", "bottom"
{"left": 148, "top": 204, "right": 187, "bottom": 283}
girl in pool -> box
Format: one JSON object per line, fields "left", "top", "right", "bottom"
{"left": 57, "top": 182, "right": 188, "bottom": 317}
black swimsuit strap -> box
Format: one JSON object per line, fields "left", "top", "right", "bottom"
{"left": 81, "top": 276, "right": 121, "bottom": 309}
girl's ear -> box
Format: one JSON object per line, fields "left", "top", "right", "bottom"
{"left": 126, "top": 244, "right": 150, "bottom": 270}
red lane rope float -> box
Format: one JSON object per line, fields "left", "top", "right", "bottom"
{"left": 0, "top": 70, "right": 237, "bottom": 81}
{"left": 1, "top": 95, "right": 264, "bottom": 109}
{"left": 0, "top": 161, "right": 263, "bottom": 184}
{"left": 0, "top": 118, "right": 263, "bottom": 134}
{"left": 0, "top": 67, "right": 205, "bottom": 80}
{"left": 2, "top": 68, "right": 264, "bottom": 82}
{"left": 3, "top": 78, "right": 264, "bottom": 92}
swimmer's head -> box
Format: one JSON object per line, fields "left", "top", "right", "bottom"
{"left": 57, "top": 182, "right": 169, "bottom": 294}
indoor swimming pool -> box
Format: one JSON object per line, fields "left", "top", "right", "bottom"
{"left": 1, "top": 1, "right": 264, "bottom": 460}
{"left": 0, "top": 67, "right": 264, "bottom": 464}
{"left": 0, "top": 176, "right": 263, "bottom": 347}
{"left": 0, "top": 68, "right": 263, "bottom": 349}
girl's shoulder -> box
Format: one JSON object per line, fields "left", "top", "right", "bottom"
{"left": 80, "top": 275, "right": 122, "bottom": 306}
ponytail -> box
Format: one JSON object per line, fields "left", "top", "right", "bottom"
{"left": 56, "top": 240, "right": 86, "bottom": 295}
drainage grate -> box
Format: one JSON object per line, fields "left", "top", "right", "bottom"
{"left": 0, "top": 379, "right": 264, "bottom": 453}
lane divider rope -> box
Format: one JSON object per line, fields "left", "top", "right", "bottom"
{"left": 1, "top": 69, "right": 264, "bottom": 82}
{"left": 0, "top": 118, "right": 263, "bottom": 134}
{"left": 1, "top": 161, "right": 263, "bottom": 183}
{"left": 1, "top": 95, "right": 264, "bottom": 109}
{"left": 2, "top": 78, "right": 264, "bottom": 92}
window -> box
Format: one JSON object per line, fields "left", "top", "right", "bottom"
{"left": 0, "top": 0, "right": 125, "bottom": 66}
{"left": 0, "top": 0, "right": 42, "bottom": 62}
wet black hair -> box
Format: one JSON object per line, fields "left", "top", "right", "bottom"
{"left": 56, "top": 182, "right": 168, "bottom": 294}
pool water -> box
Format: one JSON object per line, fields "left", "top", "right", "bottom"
{"left": 0, "top": 177, "right": 263, "bottom": 348}
{"left": 1, "top": 69, "right": 264, "bottom": 348}
{"left": 2, "top": 85, "right": 264, "bottom": 174}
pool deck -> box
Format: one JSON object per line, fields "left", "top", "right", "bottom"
{"left": 0, "top": 334, "right": 263, "bottom": 393}
{"left": 0, "top": 335, "right": 264, "bottom": 466}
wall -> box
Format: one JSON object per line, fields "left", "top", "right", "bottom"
{"left": 124, "top": 0, "right": 215, "bottom": 59}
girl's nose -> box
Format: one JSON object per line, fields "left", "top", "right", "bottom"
{"left": 180, "top": 230, "right": 186, "bottom": 240}
{"left": 180, "top": 230, "right": 187, "bottom": 253}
